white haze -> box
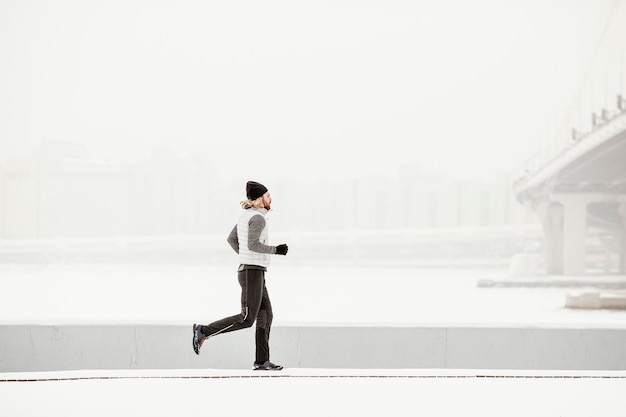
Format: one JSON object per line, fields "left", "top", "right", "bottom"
{"left": 0, "top": 0, "right": 616, "bottom": 182}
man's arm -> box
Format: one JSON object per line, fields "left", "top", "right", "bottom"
{"left": 248, "top": 215, "right": 276, "bottom": 254}
{"left": 227, "top": 224, "right": 239, "bottom": 254}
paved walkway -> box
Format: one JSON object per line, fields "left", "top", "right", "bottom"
{"left": 1, "top": 368, "right": 625, "bottom": 416}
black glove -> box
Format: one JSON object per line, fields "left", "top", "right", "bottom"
{"left": 275, "top": 244, "right": 288, "bottom": 255}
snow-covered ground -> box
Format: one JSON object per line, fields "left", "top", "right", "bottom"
{"left": 1, "top": 368, "right": 625, "bottom": 416}
{"left": 2, "top": 263, "right": 626, "bottom": 415}
{"left": 1, "top": 262, "right": 625, "bottom": 327}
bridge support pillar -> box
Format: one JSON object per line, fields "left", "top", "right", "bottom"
{"left": 539, "top": 202, "right": 564, "bottom": 275}
{"left": 619, "top": 204, "right": 626, "bottom": 275}
{"left": 539, "top": 194, "right": 588, "bottom": 276}
{"left": 559, "top": 195, "right": 588, "bottom": 276}
{"left": 539, "top": 194, "right": 626, "bottom": 276}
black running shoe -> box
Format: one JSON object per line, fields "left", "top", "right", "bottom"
{"left": 253, "top": 361, "right": 283, "bottom": 371}
{"left": 192, "top": 324, "right": 206, "bottom": 355}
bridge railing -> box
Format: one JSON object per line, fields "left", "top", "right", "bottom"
{"left": 514, "top": 53, "right": 626, "bottom": 196}
{"left": 514, "top": 4, "right": 626, "bottom": 196}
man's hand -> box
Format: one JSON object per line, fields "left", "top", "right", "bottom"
{"left": 275, "top": 244, "right": 289, "bottom": 255}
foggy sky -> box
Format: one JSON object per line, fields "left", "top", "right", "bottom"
{"left": 0, "top": 0, "right": 617, "bottom": 183}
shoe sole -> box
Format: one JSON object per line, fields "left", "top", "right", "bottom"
{"left": 192, "top": 324, "right": 199, "bottom": 355}
{"left": 253, "top": 365, "right": 283, "bottom": 371}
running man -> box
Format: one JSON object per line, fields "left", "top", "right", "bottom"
{"left": 192, "top": 181, "right": 288, "bottom": 370}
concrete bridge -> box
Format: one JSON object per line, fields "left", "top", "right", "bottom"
{"left": 513, "top": 0, "right": 626, "bottom": 276}
{"left": 512, "top": 0, "right": 626, "bottom": 276}
{"left": 514, "top": 98, "right": 626, "bottom": 275}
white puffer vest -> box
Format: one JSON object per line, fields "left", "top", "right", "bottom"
{"left": 237, "top": 208, "right": 270, "bottom": 267}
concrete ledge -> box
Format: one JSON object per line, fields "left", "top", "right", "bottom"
{"left": 1, "top": 324, "right": 626, "bottom": 372}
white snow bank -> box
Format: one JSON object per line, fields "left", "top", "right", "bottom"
{"left": 1, "top": 368, "right": 625, "bottom": 417}
{"left": 2, "top": 263, "right": 626, "bottom": 327}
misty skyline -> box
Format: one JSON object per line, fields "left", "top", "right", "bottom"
{"left": 0, "top": 145, "right": 534, "bottom": 240}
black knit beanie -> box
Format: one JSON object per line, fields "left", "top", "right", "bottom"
{"left": 246, "top": 181, "right": 268, "bottom": 201}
